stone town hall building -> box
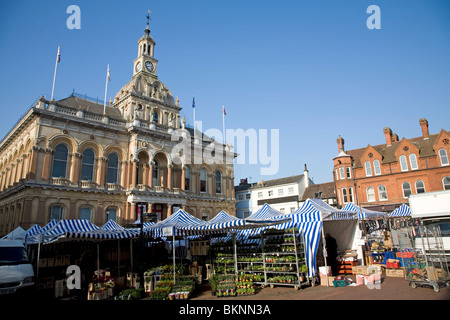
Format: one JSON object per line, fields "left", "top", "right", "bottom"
{"left": 0, "top": 23, "right": 236, "bottom": 235}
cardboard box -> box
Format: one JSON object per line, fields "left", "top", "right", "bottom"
{"left": 386, "top": 268, "right": 405, "bottom": 277}
{"left": 320, "top": 275, "right": 335, "bottom": 286}
{"left": 352, "top": 265, "right": 369, "bottom": 275}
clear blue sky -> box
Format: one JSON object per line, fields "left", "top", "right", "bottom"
{"left": 0, "top": 0, "right": 449, "bottom": 185}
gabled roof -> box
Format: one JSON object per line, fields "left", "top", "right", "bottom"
{"left": 347, "top": 133, "right": 441, "bottom": 168}
{"left": 301, "top": 182, "right": 336, "bottom": 201}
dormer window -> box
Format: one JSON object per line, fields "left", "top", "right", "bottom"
{"left": 439, "top": 148, "right": 449, "bottom": 166}
{"left": 399, "top": 155, "right": 408, "bottom": 171}
{"left": 409, "top": 154, "right": 418, "bottom": 170}
{"left": 364, "top": 161, "right": 372, "bottom": 177}
{"left": 373, "top": 160, "right": 381, "bottom": 175}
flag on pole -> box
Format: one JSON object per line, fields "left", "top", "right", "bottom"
{"left": 192, "top": 97, "right": 195, "bottom": 109}
{"left": 51, "top": 46, "right": 61, "bottom": 100}
{"left": 223, "top": 105, "right": 226, "bottom": 115}
{"left": 103, "top": 64, "right": 111, "bottom": 115}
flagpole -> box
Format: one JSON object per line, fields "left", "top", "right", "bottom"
{"left": 193, "top": 96, "right": 196, "bottom": 136}
{"left": 222, "top": 105, "right": 226, "bottom": 144}
{"left": 51, "top": 46, "right": 60, "bottom": 101}
{"left": 103, "top": 64, "right": 109, "bottom": 115}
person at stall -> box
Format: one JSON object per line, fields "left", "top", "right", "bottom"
{"left": 75, "top": 251, "right": 95, "bottom": 300}
{"left": 325, "top": 233, "right": 338, "bottom": 276}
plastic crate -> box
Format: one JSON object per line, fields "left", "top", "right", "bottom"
{"left": 332, "top": 280, "right": 348, "bottom": 287}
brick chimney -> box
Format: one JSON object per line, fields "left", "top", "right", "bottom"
{"left": 384, "top": 127, "right": 393, "bottom": 146}
{"left": 337, "top": 136, "right": 345, "bottom": 153}
{"left": 240, "top": 178, "right": 248, "bottom": 185}
{"left": 392, "top": 133, "right": 399, "bottom": 142}
{"left": 419, "top": 118, "right": 429, "bottom": 139}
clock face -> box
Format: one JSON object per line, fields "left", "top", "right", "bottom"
{"left": 135, "top": 62, "right": 142, "bottom": 72}
{"left": 145, "top": 61, "right": 154, "bottom": 72}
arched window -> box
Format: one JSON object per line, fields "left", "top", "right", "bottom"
{"left": 378, "top": 185, "right": 388, "bottom": 200}
{"left": 409, "top": 154, "right": 418, "bottom": 170}
{"left": 366, "top": 187, "right": 375, "bottom": 202}
{"left": 49, "top": 205, "right": 64, "bottom": 221}
{"left": 415, "top": 180, "right": 425, "bottom": 193}
{"left": 399, "top": 155, "right": 408, "bottom": 171}
{"left": 152, "top": 160, "right": 159, "bottom": 186}
{"left": 443, "top": 176, "right": 450, "bottom": 190}
{"left": 364, "top": 161, "right": 372, "bottom": 177}
{"left": 184, "top": 166, "right": 191, "bottom": 191}
{"left": 439, "top": 148, "right": 449, "bottom": 166}
{"left": 215, "top": 171, "right": 222, "bottom": 194}
{"left": 79, "top": 207, "right": 92, "bottom": 221}
{"left": 402, "top": 182, "right": 412, "bottom": 198}
{"left": 81, "top": 148, "right": 95, "bottom": 181}
{"left": 105, "top": 207, "right": 117, "bottom": 222}
{"left": 106, "top": 153, "right": 119, "bottom": 184}
{"left": 373, "top": 160, "right": 381, "bottom": 175}
{"left": 152, "top": 110, "right": 159, "bottom": 123}
{"left": 52, "top": 144, "right": 69, "bottom": 178}
{"left": 200, "top": 168, "right": 207, "bottom": 193}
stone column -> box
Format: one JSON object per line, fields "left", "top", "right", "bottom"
{"left": 131, "top": 160, "right": 138, "bottom": 188}
{"left": 70, "top": 152, "right": 81, "bottom": 184}
{"left": 167, "top": 164, "right": 172, "bottom": 190}
{"left": 181, "top": 166, "right": 185, "bottom": 190}
{"left": 167, "top": 204, "right": 173, "bottom": 217}
{"left": 41, "top": 148, "right": 52, "bottom": 181}
{"left": 27, "top": 146, "right": 39, "bottom": 180}
{"left": 97, "top": 156, "right": 107, "bottom": 187}
{"left": 148, "top": 162, "right": 153, "bottom": 188}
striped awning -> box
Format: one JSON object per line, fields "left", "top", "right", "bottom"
{"left": 342, "top": 203, "right": 386, "bottom": 220}
{"left": 145, "top": 209, "right": 206, "bottom": 237}
{"left": 388, "top": 204, "right": 411, "bottom": 217}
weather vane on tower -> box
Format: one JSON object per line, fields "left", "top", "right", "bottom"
{"left": 146, "top": 10, "right": 151, "bottom": 26}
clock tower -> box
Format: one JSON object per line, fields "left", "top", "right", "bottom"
{"left": 133, "top": 21, "right": 158, "bottom": 78}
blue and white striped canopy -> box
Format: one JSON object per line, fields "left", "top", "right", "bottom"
{"left": 145, "top": 209, "right": 206, "bottom": 237}
{"left": 245, "top": 203, "right": 283, "bottom": 222}
{"left": 388, "top": 203, "right": 411, "bottom": 217}
{"left": 37, "top": 219, "right": 101, "bottom": 243}
{"left": 342, "top": 203, "right": 386, "bottom": 220}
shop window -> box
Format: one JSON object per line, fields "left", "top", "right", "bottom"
{"left": 415, "top": 180, "right": 425, "bottom": 193}
{"left": 81, "top": 148, "right": 95, "bottom": 181}
{"left": 364, "top": 161, "right": 372, "bottom": 177}
{"left": 409, "top": 154, "right": 418, "bottom": 170}
{"left": 402, "top": 182, "right": 412, "bottom": 198}
{"left": 52, "top": 144, "right": 69, "bottom": 178}
{"left": 366, "top": 187, "right": 375, "bottom": 202}
{"left": 373, "top": 160, "right": 381, "bottom": 175}
{"left": 106, "top": 153, "right": 119, "bottom": 184}
{"left": 378, "top": 185, "right": 388, "bottom": 200}
{"left": 439, "top": 149, "right": 449, "bottom": 166}
{"left": 399, "top": 155, "right": 408, "bottom": 171}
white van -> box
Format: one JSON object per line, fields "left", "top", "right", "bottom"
{"left": 0, "top": 240, "right": 35, "bottom": 296}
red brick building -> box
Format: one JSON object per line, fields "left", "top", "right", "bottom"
{"left": 333, "top": 118, "right": 450, "bottom": 212}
